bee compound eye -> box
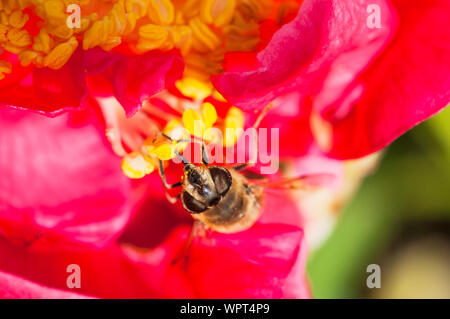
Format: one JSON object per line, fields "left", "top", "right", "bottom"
{"left": 209, "top": 166, "right": 232, "bottom": 196}
{"left": 181, "top": 191, "right": 208, "bottom": 214}
{"left": 188, "top": 170, "right": 201, "bottom": 185}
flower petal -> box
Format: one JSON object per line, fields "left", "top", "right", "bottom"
{"left": 85, "top": 48, "right": 184, "bottom": 117}
{"left": 325, "top": 0, "right": 450, "bottom": 158}
{"left": 185, "top": 223, "right": 307, "bottom": 298}
{"left": 0, "top": 49, "right": 183, "bottom": 117}
{"left": 213, "top": 0, "right": 395, "bottom": 110}
{"left": 0, "top": 187, "right": 308, "bottom": 298}
{"left": 0, "top": 50, "right": 87, "bottom": 116}
{"left": 0, "top": 228, "right": 194, "bottom": 298}
{"left": 0, "top": 107, "right": 133, "bottom": 249}
{"left": 0, "top": 270, "right": 92, "bottom": 299}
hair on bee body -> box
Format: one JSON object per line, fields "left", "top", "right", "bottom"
{"left": 156, "top": 103, "right": 327, "bottom": 235}
{"left": 155, "top": 104, "right": 333, "bottom": 266}
{"left": 158, "top": 140, "right": 264, "bottom": 234}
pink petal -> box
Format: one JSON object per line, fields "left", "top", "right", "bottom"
{"left": 119, "top": 173, "right": 192, "bottom": 249}
{"left": 182, "top": 190, "right": 309, "bottom": 298}
{"left": 186, "top": 223, "right": 307, "bottom": 298}
{"left": 0, "top": 228, "right": 195, "bottom": 298}
{"left": 0, "top": 49, "right": 183, "bottom": 117}
{"left": 0, "top": 224, "right": 306, "bottom": 298}
{"left": 0, "top": 270, "right": 92, "bottom": 299}
{"left": 0, "top": 194, "right": 308, "bottom": 298}
{"left": 213, "top": 0, "right": 395, "bottom": 110}
{"left": 84, "top": 48, "right": 184, "bottom": 117}
{"left": 0, "top": 50, "right": 87, "bottom": 116}
{"left": 253, "top": 91, "right": 314, "bottom": 157}
{"left": 216, "top": 0, "right": 450, "bottom": 159}
{"left": 326, "top": 0, "right": 450, "bottom": 158}
{"left": 0, "top": 107, "right": 133, "bottom": 249}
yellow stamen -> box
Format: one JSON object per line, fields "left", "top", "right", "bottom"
{"left": 83, "top": 20, "right": 109, "bottom": 50}
{"left": 32, "top": 29, "right": 54, "bottom": 54}
{"left": 119, "top": 97, "right": 245, "bottom": 179}
{"left": 224, "top": 106, "right": 245, "bottom": 146}
{"left": 121, "top": 151, "right": 155, "bottom": 179}
{"left": 125, "top": 0, "right": 149, "bottom": 18}
{"left": 200, "top": 0, "right": 236, "bottom": 28}
{"left": 7, "top": 28, "right": 31, "bottom": 47}
{"left": 182, "top": 108, "right": 205, "bottom": 138}
{"left": 18, "top": 50, "right": 43, "bottom": 67}
{"left": 148, "top": 0, "right": 174, "bottom": 25}
{"left": 175, "top": 77, "right": 213, "bottom": 100}
{"left": 9, "top": 10, "right": 28, "bottom": 29}
{"left": 0, "top": 24, "right": 8, "bottom": 42}
{"left": 163, "top": 119, "right": 190, "bottom": 148}
{"left": 137, "top": 23, "right": 170, "bottom": 51}
{"left": 203, "top": 126, "right": 222, "bottom": 144}
{"left": 0, "top": 0, "right": 271, "bottom": 90}
{"left": 276, "top": 1, "right": 301, "bottom": 26}
{"left": 44, "top": 36, "right": 78, "bottom": 69}
{"left": 149, "top": 143, "right": 175, "bottom": 160}
{"left": 0, "top": 60, "right": 12, "bottom": 80}
{"left": 170, "top": 25, "right": 192, "bottom": 55}
{"left": 201, "top": 102, "right": 217, "bottom": 128}
{"left": 189, "top": 17, "right": 220, "bottom": 52}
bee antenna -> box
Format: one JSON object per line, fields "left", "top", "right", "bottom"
{"left": 161, "top": 132, "right": 173, "bottom": 141}
{"left": 175, "top": 149, "right": 190, "bottom": 166}
{"left": 159, "top": 132, "right": 207, "bottom": 165}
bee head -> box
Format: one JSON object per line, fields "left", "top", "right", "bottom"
{"left": 181, "top": 165, "right": 232, "bottom": 214}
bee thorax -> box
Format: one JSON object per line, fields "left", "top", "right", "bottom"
{"left": 192, "top": 169, "right": 263, "bottom": 233}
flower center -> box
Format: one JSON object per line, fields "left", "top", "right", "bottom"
{"left": 0, "top": 0, "right": 300, "bottom": 178}
{"left": 0, "top": 0, "right": 275, "bottom": 84}
{"left": 99, "top": 91, "right": 245, "bottom": 179}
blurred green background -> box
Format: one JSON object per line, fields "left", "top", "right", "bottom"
{"left": 307, "top": 106, "right": 450, "bottom": 299}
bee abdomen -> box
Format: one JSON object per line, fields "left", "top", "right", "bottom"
{"left": 195, "top": 169, "right": 263, "bottom": 233}
{"left": 205, "top": 187, "right": 245, "bottom": 226}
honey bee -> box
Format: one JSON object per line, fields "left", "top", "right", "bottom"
{"left": 157, "top": 104, "right": 325, "bottom": 235}
{"left": 159, "top": 151, "right": 264, "bottom": 234}
{"left": 157, "top": 140, "right": 327, "bottom": 241}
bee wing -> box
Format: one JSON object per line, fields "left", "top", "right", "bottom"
{"left": 253, "top": 173, "right": 335, "bottom": 190}
{"left": 239, "top": 169, "right": 268, "bottom": 181}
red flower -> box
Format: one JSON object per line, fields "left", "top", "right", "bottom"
{"left": 0, "top": 48, "right": 183, "bottom": 116}
{"left": 214, "top": 0, "right": 450, "bottom": 158}
{"left": 0, "top": 107, "right": 134, "bottom": 249}
{"left": 0, "top": 223, "right": 309, "bottom": 298}
{"left": 0, "top": 271, "right": 90, "bottom": 299}
{"left": 0, "top": 107, "right": 310, "bottom": 298}
{"left": 1, "top": 1, "right": 448, "bottom": 160}
{"left": 1, "top": 0, "right": 447, "bottom": 300}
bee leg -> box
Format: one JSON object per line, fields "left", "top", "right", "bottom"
{"left": 172, "top": 138, "right": 209, "bottom": 165}
{"left": 165, "top": 192, "right": 180, "bottom": 204}
{"left": 160, "top": 133, "right": 209, "bottom": 166}
{"left": 158, "top": 160, "right": 183, "bottom": 189}
{"left": 202, "top": 143, "right": 209, "bottom": 165}
{"left": 171, "top": 221, "right": 202, "bottom": 267}
{"left": 233, "top": 163, "right": 249, "bottom": 171}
